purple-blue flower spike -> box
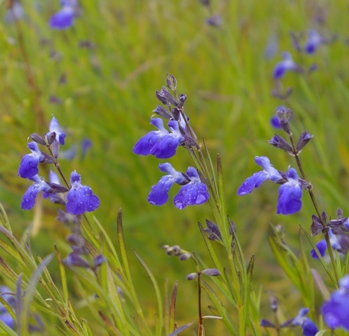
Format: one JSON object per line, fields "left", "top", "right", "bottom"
{"left": 174, "top": 167, "right": 209, "bottom": 209}
{"left": 310, "top": 229, "right": 341, "bottom": 259}
{"left": 133, "top": 118, "right": 169, "bottom": 156}
{"left": 21, "top": 175, "right": 51, "bottom": 210}
{"left": 148, "top": 163, "right": 187, "bottom": 206}
{"left": 322, "top": 275, "right": 349, "bottom": 331}
{"left": 291, "top": 308, "right": 318, "bottom": 336}
{"left": 18, "top": 142, "right": 44, "bottom": 179}
{"left": 150, "top": 120, "right": 184, "bottom": 159}
{"left": 277, "top": 168, "right": 302, "bottom": 215}
{"left": 304, "top": 29, "right": 322, "bottom": 54}
{"left": 66, "top": 171, "right": 100, "bottom": 215}
{"left": 273, "top": 52, "right": 298, "bottom": 79}
{"left": 49, "top": 0, "right": 78, "bottom": 30}
{"left": 47, "top": 116, "right": 66, "bottom": 145}
{"left": 237, "top": 156, "right": 282, "bottom": 196}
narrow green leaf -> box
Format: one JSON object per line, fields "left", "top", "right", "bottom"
{"left": 134, "top": 250, "right": 163, "bottom": 336}
{"left": 169, "top": 281, "right": 178, "bottom": 333}
{"left": 20, "top": 254, "right": 54, "bottom": 336}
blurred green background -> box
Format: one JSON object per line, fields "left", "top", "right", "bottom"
{"left": 1, "top": 0, "right": 349, "bottom": 332}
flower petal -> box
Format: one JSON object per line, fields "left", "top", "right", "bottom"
{"left": 148, "top": 175, "right": 175, "bottom": 206}
{"left": 49, "top": 7, "right": 75, "bottom": 30}
{"left": 237, "top": 171, "right": 268, "bottom": 196}
{"left": 174, "top": 182, "right": 209, "bottom": 209}
{"left": 277, "top": 182, "right": 302, "bottom": 215}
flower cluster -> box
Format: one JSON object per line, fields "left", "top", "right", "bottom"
{"left": 133, "top": 75, "right": 210, "bottom": 209}
{"left": 237, "top": 107, "right": 313, "bottom": 215}
{"left": 237, "top": 156, "right": 304, "bottom": 215}
{"left": 18, "top": 116, "right": 100, "bottom": 216}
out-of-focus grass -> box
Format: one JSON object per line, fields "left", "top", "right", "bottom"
{"left": 1, "top": 0, "right": 349, "bottom": 331}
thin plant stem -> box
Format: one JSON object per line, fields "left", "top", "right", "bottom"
{"left": 288, "top": 132, "right": 339, "bottom": 286}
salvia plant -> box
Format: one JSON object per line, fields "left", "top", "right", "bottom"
{"left": 2, "top": 2, "right": 349, "bottom": 336}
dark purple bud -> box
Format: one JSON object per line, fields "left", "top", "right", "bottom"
{"left": 46, "top": 182, "right": 69, "bottom": 193}
{"left": 206, "top": 15, "right": 222, "bottom": 27}
{"left": 153, "top": 105, "right": 171, "bottom": 120}
{"left": 337, "top": 208, "right": 344, "bottom": 218}
{"left": 93, "top": 254, "right": 106, "bottom": 268}
{"left": 45, "top": 132, "right": 56, "bottom": 145}
{"left": 179, "top": 253, "right": 192, "bottom": 261}
{"left": 171, "top": 107, "right": 180, "bottom": 121}
{"left": 186, "top": 273, "right": 198, "bottom": 281}
{"left": 51, "top": 140, "right": 60, "bottom": 159}
{"left": 275, "top": 106, "right": 292, "bottom": 134}
{"left": 56, "top": 209, "right": 79, "bottom": 225}
{"left": 321, "top": 211, "right": 328, "bottom": 224}
{"left": 296, "top": 131, "right": 314, "bottom": 152}
{"left": 49, "top": 95, "right": 63, "bottom": 105}
{"left": 204, "top": 219, "right": 222, "bottom": 241}
{"left": 201, "top": 268, "right": 220, "bottom": 276}
{"left": 178, "top": 94, "right": 187, "bottom": 107}
{"left": 71, "top": 245, "right": 90, "bottom": 255}
{"left": 160, "top": 86, "right": 178, "bottom": 106}
{"left": 328, "top": 217, "right": 348, "bottom": 229}
{"left": 269, "top": 296, "right": 277, "bottom": 312}
{"left": 40, "top": 152, "right": 55, "bottom": 164}
{"left": 155, "top": 90, "right": 168, "bottom": 105}
{"left": 260, "top": 319, "right": 276, "bottom": 328}
{"left": 311, "top": 214, "right": 323, "bottom": 236}
{"left": 166, "top": 74, "right": 177, "bottom": 91}
{"left": 66, "top": 234, "right": 84, "bottom": 246}
{"left": 30, "top": 133, "right": 46, "bottom": 145}
{"left": 269, "top": 134, "right": 293, "bottom": 153}
{"left": 63, "top": 253, "right": 90, "bottom": 268}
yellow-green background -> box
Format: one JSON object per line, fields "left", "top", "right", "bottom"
{"left": 1, "top": 0, "right": 349, "bottom": 333}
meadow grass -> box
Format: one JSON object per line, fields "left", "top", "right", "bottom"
{"left": 1, "top": 0, "right": 349, "bottom": 335}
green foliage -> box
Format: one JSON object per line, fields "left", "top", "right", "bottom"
{"left": 1, "top": 0, "right": 349, "bottom": 335}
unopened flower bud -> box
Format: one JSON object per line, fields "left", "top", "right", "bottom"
{"left": 201, "top": 268, "right": 220, "bottom": 277}
{"left": 63, "top": 253, "right": 90, "bottom": 268}
{"left": 30, "top": 133, "right": 46, "bottom": 145}
{"left": 186, "top": 272, "right": 198, "bottom": 281}
{"left": 166, "top": 74, "right": 177, "bottom": 91}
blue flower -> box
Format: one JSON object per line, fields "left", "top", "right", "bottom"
{"left": 277, "top": 168, "right": 302, "bottom": 215}
{"left": 237, "top": 156, "right": 282, "bottom": 196}
{"left": 66, "top": 171, "right": 100, "bottom": 215}
{"left": 148, "top": 163, "right": 209, "bottom": 209}
{"left": 273, "top": 52, "right": 299, "bottom": 79}
{"left": 47, "top": 116, "right": 66, "bottom": 145}
{"left": 49, "top": 0, "right": 78, "bottom": 30}
{"left": 133, "top": 118, "right": 184, "bottom": 159}
{"left": 291, "top": 308, "right": 318, "bottom": 336}
{"left": 18, "top": 142, "right": 44, "bottom": 179}
{"left": 21, "top": 175, "right": 51, "bottom": 210}
{"left": 322, "top": 275, "right": 349, "bottom": 331}
{"left": 310, "top": 229, "right": 341, "bottom": 259}
{"left": 304, "top": 29, "right": 323, "bottom": 54}
{"left": 174, "top": 167, "right": 210, "bottom": 209}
